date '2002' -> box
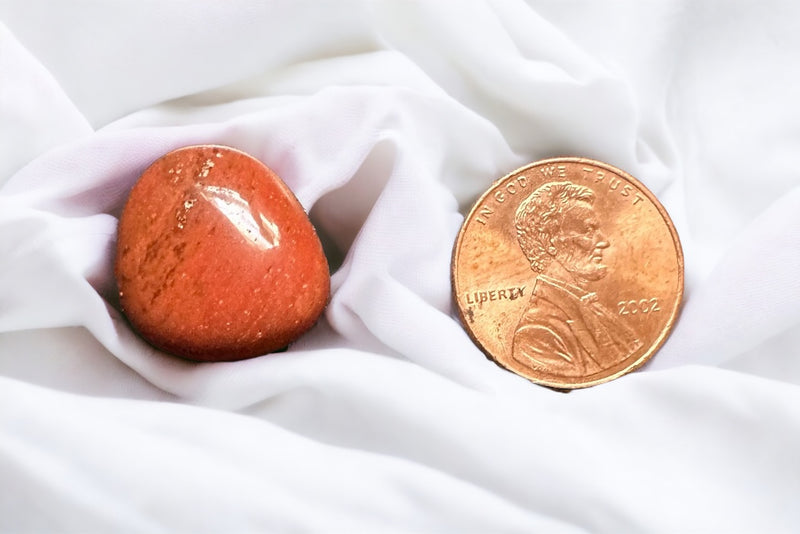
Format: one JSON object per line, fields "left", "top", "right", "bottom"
{"left": 618, "top": 298, "right": 661, "bottom": 315}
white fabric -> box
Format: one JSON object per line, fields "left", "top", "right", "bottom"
{"left": 2, "top": 1, "right": 800, "bottom": 531}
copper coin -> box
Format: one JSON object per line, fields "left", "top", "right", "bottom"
{"left": 451, "top": 157, "right": 684, "bottom": 389}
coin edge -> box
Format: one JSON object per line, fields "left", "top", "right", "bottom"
{"left": 450, "top": 156, "right": 685, "bottom": 389}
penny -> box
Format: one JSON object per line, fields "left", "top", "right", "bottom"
{"left": 451, "top": 157, "right": 683, "bottom": 389}
{"left": 115, "top": 145, "right": 330, "bottom": 361}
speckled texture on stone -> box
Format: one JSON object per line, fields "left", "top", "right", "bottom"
{"left": 115, "top": 145, "right": 330, "bottom": 361}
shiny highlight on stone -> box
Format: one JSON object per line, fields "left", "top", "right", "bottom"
{"left": 115, "top": 145, "right": 330, "bottom": 361}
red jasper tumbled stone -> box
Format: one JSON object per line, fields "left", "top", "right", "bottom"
{"left": 115, "top": 145, "right": 330, "bottom": 361}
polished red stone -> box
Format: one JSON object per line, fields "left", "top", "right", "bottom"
{"left": 115, "top": 145, "right": 330, "bottom": 361}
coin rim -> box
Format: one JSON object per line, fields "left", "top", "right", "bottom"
{"left": 451, "top": 156, "right": 685, "bottom": 389}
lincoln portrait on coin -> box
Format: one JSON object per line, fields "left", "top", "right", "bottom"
{"left": 512, "top": 181, "right": 642, "bottom": 377}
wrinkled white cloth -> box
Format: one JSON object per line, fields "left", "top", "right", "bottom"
{"left": 2, "top": 1, "right": 800, "bottom": 532}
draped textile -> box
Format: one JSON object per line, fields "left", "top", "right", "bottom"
{"left": 2, "top": 2, "right": 800, "bottom": 532}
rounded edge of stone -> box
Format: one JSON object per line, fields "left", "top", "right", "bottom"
{"left": 115, "top": 143, "right": 331, "bottom": 362}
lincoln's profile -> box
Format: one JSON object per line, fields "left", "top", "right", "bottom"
{"left": 512, "top": 181, "right": 641, "bottom": 377}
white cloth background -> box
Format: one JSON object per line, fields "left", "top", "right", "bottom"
{"left": 1, "top": 1, "right": 799, "bottom": 532}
